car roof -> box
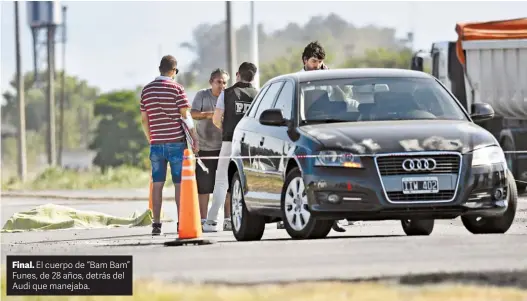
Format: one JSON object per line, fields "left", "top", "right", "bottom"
{"left": 268, "top": 68, "right": 433, "bottom": 83}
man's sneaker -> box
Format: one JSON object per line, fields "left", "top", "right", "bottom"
{"left": 223, "top": 218, "right": 232, "bottom": 231}
{"left": 277, "top": 221, "right": 285, "bottom": 229}
{"left": 152, "top": 222, "right": 162, "bottom": 236}
{"left": 202, "top": 220, "right": 220, "bottom": 232}
{"left": 332, "top": 220, "right": 346, "bottom": 232}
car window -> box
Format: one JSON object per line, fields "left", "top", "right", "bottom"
{"left": 299, "top": 77, "right": 468, "bottom": 124}
{"left": 272, "top": 81, "right": 294, "bottom": 119}
{"left": 247, "top": 84, "right": 270, "bottom": 118}
{"left": 253, "top": 81, "right": 284, "bottom": 118}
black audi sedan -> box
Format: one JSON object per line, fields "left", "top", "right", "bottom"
{"left": 227, "top": 68, "right": 518, "bottom": 241}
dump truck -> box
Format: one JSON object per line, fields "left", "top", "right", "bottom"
{"left": 410, "top": 18, "right": 527, "bottom": 192}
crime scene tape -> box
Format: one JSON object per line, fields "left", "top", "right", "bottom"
{"left": 188, "top": 150, "right": 527, "bottom": 161}
{"left": 186, "top": 151, "right": 527, "bottom": 184}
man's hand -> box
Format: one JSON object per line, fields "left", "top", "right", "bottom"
{"left": 190, "top": 128, "right": 200, "bottom": 153}
{"left": 191, "top": 141, "right": 200, "bottom": 153}
{"left": 212, "top": 108, "right": 224, "bottom": 129}
{"left": 191, "top": 110, "right": 214, "bottom": 120}
{"left": 202, "top": 111, "right": 214, "bottom": 119}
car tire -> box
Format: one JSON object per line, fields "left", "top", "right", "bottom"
{"left": 461, "top": 169, "right": 518, "bottom": 234}
{"left": 280, "top": 167, "right": 333, "bottom": 239}
{"left": 401, "top": 219, "right": 434, "bottom": 236}
{"left": 230, "top": 171, "right": 266, "bottom": 241}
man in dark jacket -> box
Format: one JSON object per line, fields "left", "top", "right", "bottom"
{"left": 202, "top": 62, "right": 258, "bottom": 232}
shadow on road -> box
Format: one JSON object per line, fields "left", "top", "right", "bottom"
{"left": 187, "top": 269, "right": 527, "bottom": 290}
{"left": 219, "top": 234, "right": 405, "bottom": 243}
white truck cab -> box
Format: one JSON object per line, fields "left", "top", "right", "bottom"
{"left": 410, "top": 18, "right": 527, "bottom": 192}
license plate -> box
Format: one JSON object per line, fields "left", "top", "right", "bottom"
{"left": 402, "top": 177, "right": 439, "bottom": 194}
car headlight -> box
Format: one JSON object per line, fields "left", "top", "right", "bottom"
{"left": 471, "top": 146, "right": 507, "bottom": 167}
{"left": 314, "top": 150, "right": 363, "bottom": 168}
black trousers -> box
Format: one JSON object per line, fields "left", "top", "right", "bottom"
{"left": 195, "top": 150, "right": 221, "bottom": 194}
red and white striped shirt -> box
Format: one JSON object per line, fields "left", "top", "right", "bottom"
{"left": 140, "top": 76, "right": 190, "bottom": 144}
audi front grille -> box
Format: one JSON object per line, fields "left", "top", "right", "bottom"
{"left": 376, "top": 154, "right": 460, "bottom": 176}
{"left": 374, "top": 152, "right": 463, "bottom": 204}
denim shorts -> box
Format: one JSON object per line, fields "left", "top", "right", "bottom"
{"left": 149, "top": 142, "right": 187, "bottom": 184}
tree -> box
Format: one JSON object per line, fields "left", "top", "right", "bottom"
{"left": 259, "top": 48, "right": 304, "bottom": 84}
{"left": 89, "top": 90, "right": 149, "bottom": 172}
{"left": 259, "top": 47, "right": 337, "bottom": 84}
{"left": 181, "top": 14, "right": 405, "bottom": 85}
{"left": 1, "top": 71, "right": 99, "bottom": 150}
{"left": 340, "top": 48, "right": 413, "bottom": 69}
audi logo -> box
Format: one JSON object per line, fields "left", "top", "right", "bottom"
{"left": 402, "top": 158, "right": 437, "bottom": 171}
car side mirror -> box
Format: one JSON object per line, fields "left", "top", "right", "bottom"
{"left": 259, "top": 108, "right": 286, "bottom": 126}
{"left": 470, "top": 103, "right": 494, "bottom": 122}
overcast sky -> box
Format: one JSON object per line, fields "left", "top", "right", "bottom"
{"left": 2, "top": 1, "right": 526, "bottom": 94}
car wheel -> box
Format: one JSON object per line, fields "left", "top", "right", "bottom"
{"left": 230, "top": 171, "right": 266, "bottom": 241}
{"left": 281, "top": 167, "right": 333, "bottom": 239}
{"left": 461, "top": 169, "right": 518, "bottom": 234}
{"left": 401, "top": 219, "right": 434, "bottom": 236}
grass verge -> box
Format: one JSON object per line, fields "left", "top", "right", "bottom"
{"left": 1, "top": 166, "right": 283, "bottom": 193}
{"left": 1, "top": 265, "right": 526, "bottom": 301}
{"left": 1, "top": 166, "right": 151, "bottom": 191}
{"left": 1, "top": 279, "right": 527, "bottom": 301}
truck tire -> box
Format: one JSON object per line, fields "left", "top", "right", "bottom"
{"left": 401, "top": 219, "right": 434, "bottom": 236}
{"left": 461, "top": 169, "right": 518, "bottom": 234}
{"left": 280, "top": 167, "right": 333, "bottom": 239}
{"left": 230, "top": 171, "right": 266, "bottom": 241}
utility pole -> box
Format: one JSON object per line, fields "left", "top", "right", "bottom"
{"left": 226, "top": 1, "right": 236, "bottom": 86}
{"left": 47, "top": 24, "right": 57, "bottom": 166}
{"left": 15, "top": 1, "right": 27, "bottom": 181}
{"left": 250, "top": 1, "right": 260, "bottom": 89}
{"left": 58, "top": 5, "right": 67, "bottom": 166}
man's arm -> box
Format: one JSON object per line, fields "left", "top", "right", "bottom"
{"left": 190, "top": 90, "right": 214, "bottom": 120}
{"left": 139, "top": 93, "right": 150, "bottom": 142}
{"left": 176, "top": 87, "right": 200, "bottom": 152}
{"left": 141, "top": 111, "right": 150, "bottom": 142}
{"left": 212, "top": 108, "right": 224, "bottom": 129}
{"left": 212, "top": 90, "right": 225, "bottom": 129}
{"left": 191, "top": 110, "right": 214, "bottom": 120}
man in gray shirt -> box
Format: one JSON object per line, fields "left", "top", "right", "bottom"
{"left": 191, "top": 68, "right": 230, "bottom": 227}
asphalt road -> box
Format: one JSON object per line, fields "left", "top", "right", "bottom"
{"left": 1, "top": 194, "right": 527, "bottom": 285}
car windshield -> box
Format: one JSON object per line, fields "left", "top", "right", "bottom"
{"left": 299, "top": 77, "right": 468, "bottom": 123}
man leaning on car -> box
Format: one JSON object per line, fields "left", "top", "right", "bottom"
{"left": 276, "top": 41, "right": 351, "bottom": 233}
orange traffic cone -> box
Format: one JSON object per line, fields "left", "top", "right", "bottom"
{"left": 164, "top": 148, "right": 214, "bottom": 246}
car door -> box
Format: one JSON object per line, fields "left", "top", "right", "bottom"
{"left": 243, "top": 81, "right": 284, "bottom": 209}
{"left": 255, "top": 79, "right": 296, "bottom": 211}
{"left": 235, "top": 84, "right": 270, "bottom": 207}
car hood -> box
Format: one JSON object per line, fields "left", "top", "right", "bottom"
{"left": 298, "top": 120, "right": 497, "bottom": 154}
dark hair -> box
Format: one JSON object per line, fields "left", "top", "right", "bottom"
{"left": 159, "top": 55, "right": 178, "bottom": 74}
{"left": 302, "top": 41, "right": 326, "bottom": 63}
{"left": 209, "top": 68, "right": 230, "bottom": 82}
{"left": 238, "top": 62, "right": 257, "bottom": 82}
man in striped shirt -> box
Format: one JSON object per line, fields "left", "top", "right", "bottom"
{"left": 140, "top": 55, "right": 199, "bottom": 235}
